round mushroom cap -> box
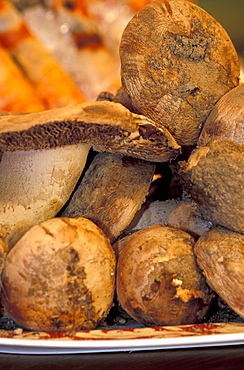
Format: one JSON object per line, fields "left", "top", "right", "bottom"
{"left": 119, "top": 0, "right": 240, "bottom": 146}
{"left": 194, "top": 227, "right": 244, "bottom": 319}
{"left": 117, "top": 225, "right": 214, "bottom": 326}
{"left": 1, "top": 217, "right": 116, "bottom": 331}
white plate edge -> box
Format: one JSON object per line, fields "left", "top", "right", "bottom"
{"left": 1, "top": 332, "right": 244, "bottom": 354}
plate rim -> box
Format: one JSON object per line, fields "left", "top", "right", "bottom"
{"left": 1, "top": 322, "right": 244, "bottom": 354}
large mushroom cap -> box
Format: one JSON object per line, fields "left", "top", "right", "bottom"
{"left": 119, "top": 0, "right": 240, "bottom": 146}
{"left": 0, "top": 100, "right": 180, "bottom": 162}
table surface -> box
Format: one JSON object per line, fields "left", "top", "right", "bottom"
{"left": 1, "top": 345, "right": 244, "bottom": 370}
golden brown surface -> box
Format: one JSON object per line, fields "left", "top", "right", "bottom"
{"left": 1, "top": 217, "right": 116, "bottom": 331}
{"left": 119, "top": 0, "right": 240, "bottom": 146}
{"left": 194, "top": 228, "right": 244, "bottom": 319}
{"left": 179, "top": 140, "right": 244, "bottom": 234}
{"left": 198, "top": 84, "right": 244, "bottom": 146}
{"left": 117, "top": 225, "right": 214, "bottom": 326}
{"left": 62, "top": 152, "right": 155, "bottom": 242}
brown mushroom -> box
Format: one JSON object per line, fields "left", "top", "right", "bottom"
{"left": 117, "top": 0, "right": 240, "bottom": 146}
{"left": 126, "top": 198, "right": 214, "bottom": 239}
{"left": 0, "top": 237, "right": 8, "bottom": 314}
{"left": 1, "top": 217, "right": 116, "bottom": 332}
{"left": 0, "top": 100, "right": 180, "bottom": 249}
{"left": 198, "top": 83, "right": 244, "bottom": 146}
{"left": 116, "top": 224, "right": 214, "bottom": 326}
{"left": 62, "top": 152, "right": 156, "bottom": 242}
{"left": 179, "top": 140, "right": 244, "bottom": 234}
{"left": 0, "top": 100, "right": 180, "bottom": 161}
{"left": 194, "top": 227, "right": 244, "bottom": 319}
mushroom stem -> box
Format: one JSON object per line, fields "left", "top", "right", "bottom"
{"left": 0, "top": 143, "right": 90, "bottom": 249}
{"left": 62, "top": 152, "right": 156, "bottom": 242}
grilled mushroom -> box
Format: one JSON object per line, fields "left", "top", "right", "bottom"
{"left": 0, "top": 101, "right": 180, "bottom": 249}
{"left": 117, "top": 0, "right": 240, "bottom": 146}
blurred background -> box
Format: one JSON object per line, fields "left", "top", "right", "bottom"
{"left": 199, "top": 0, "right": 243, "bottom": 81}
{"left": 199, "top": 0, "right": 243, "bottom": 53}
{"left": 0, "top": 0, "right": 242, "bottom": 113}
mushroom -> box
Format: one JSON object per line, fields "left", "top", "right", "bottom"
{"left": 62, "top": 152, "right": 156, "bottom": 242}
{"left": 198, "top": 83, "right": 244, "bottom": 146}
{"left": 194, "top": 227, "right": 244, "bottom": 320}
{"left": 0, "top": 143, "right": 90, "bottom": 249}
{"left": 117, "top": 0, "right": 240, "bottom": 146}
{"left": 126, "top": 198, "right": 214, "bottom": 239}
{"left": 0, "top": 100, "right": 180, "bottom": 160}
{"left": 0, "top": 100, "right": 180, "bottom": 249}
{"left": 1, "top": 217, "right": 116, "bottom": 331}
{"left": 116, "top": 224, "right": 214, "bottom": 326}
{"left": 179, "top": 140, "right": 244, "bottom": 234}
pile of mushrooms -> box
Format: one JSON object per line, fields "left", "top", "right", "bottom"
{"left": 0, "top": 101, "right": 180, "bottom": 249}
{"left": 0, "top": 0, "right": 244, "bottom": 332}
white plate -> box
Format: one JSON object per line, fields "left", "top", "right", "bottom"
{"left": 1, "top": 322, "right": 244, "bottom": 354}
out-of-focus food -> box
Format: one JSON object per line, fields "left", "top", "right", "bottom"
{"left": 0, "top": 42, "right": 47, "bottom": 112}
{"left": 0, "top": 0, "right": 86, "bottom": 109}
